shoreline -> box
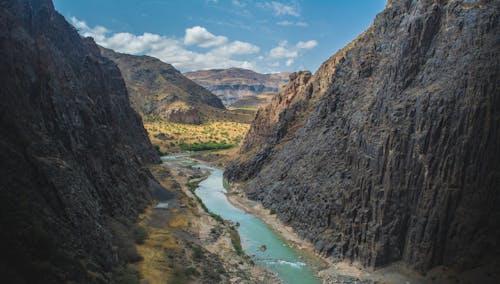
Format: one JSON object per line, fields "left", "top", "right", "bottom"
{"left": 224, "top": 184, "right": 428, "bottom": 284}
{"left": 187, "top": 155, "right": 429, "bottom": 283}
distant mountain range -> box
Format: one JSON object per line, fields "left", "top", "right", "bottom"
{"left": 184, "top": 68, "right": 290, "bottom": 106}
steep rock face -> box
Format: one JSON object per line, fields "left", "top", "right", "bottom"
{"left": 184, "top": 67, "right": 289, "bottom": 106}
{"left": 226, "top": 0, "right": 500, "bottom": 273}
{"left": 0, "top": 0, "right": 159, "bottom": 282}
{"left": 100, "top": 48, "right": 224, "bottom": 124}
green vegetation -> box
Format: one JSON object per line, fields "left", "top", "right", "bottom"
{"left": 229, "top": 226, "right": 244, "bottom": 255}
{"left": 145, "top": 120, "right": 249, "bottom": 153}
{"left": 180, "top": 141, "right": 236, "bottom": 151}
{"left": 153, "top": 144, "right": 164, "bottom": 156}
{"left": 132, "top": 225, "right": 148, "bottom": 245}
{"left": 187, "top": 181, "right": 224, "bottom": 223}
{"left": 191, "top": 245, "right": 204, "bottom": 259}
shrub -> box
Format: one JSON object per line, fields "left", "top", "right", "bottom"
{"left": 132, "top": 225, "right": 148, "bottom": 245}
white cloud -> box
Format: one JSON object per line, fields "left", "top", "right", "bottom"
{"left": 231, "top": 0, "right": 246, "bottom": 7}
{"left": 269, "top": 41, "right": 298, "bottom": 58}
{"left": 268, "top": 40, "right": 317, "bottom": 68}
{"left": 184, "top": 26, "right": 228, "bottom": 48}
{"left": 276, "top": 20, "right": 308, "bottom": 27}
{"left": 71, "top": 17, "right": 108, "bottom": 42}
{"left": 71, "top": 18, "right": 258, "bottom": 71}
{"left": 261, "top": 1, "right": 300, "bottom": 17}
{"left": 210, "top": 40, "right": 260, "bottom": 56}
{"left": 296, "top": 40, "right": 318, "bottom": 49}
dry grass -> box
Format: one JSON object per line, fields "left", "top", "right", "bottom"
{"left": 145, "top": 120, "right": 250, "bottom": 153}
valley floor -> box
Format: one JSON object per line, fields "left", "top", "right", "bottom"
{"left": 131, "top": 161, "right": 278, "bottom": 283}
{"left": 129, "top": 152, "right": 499, "bottom": 284}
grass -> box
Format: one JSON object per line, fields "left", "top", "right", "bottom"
{"left": 180, "top": 141, "right": 236, "bottom": 151}
{"left": 229, "top": 226, "right": 244, "bottom": 255}
{"left": 144, "top": 120, "right": 249, "bottom": 153}
{"left": 228, "top": 106, "right": 259, "bottom": 111}
{"left": 187, "top": 181, "right": 225, "bottom": 223}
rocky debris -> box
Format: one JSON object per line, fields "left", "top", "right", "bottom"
{"left": 165, "top": 106, "right": 203, "bottom": 124}
{"left": 322, "top": 275, "right": 376, "bottom": 284}
{"left": 226, "top": 0, "right": 500, "bottom": 276}
{"left": 185, "top": 67, "right": 289, "bottom": 106}
{"left": 100, "top": 47, "right": 225, "bottom": 124}
{"left": 0, "top": 0, "right": 159, "bottom": 282}
{"left": 154, "top": 132, "right": 172, "bottom": 140}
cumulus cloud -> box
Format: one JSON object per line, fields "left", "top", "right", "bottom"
{"left": 210, "top": 40, "right": 260, "bottom": 56}
{"left": 276, "top": 20, "right": 308, "bottom": 27}
{"left": 296, "top": 40, "right": 318, "bottom": 49}
{"left": 261, "top": 1, "right": 300, "bottom": 17}
{"left": 71, "top": 17, "right": 258, "bottom": 71}
{"left": 71, "top": 17, "right": 108, "bottom": 42}
{"left": 268, "top": 40, "right": 317, "bottom": 68}
{"left": 184, "top": 26, "right": 228, "bottom": 48}
{"left": 270, "top": 40, "right": 298, "bottom": 58}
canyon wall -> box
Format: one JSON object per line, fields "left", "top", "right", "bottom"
{"left": 226, "top": 0, "right": 500, "bottom": 273}
{"left": 0, "top": 0, "right": 159, "bottom": 282}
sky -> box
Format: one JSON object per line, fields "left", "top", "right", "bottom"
{"left": 53, "top": 0, "right": 386, "bottom": 74}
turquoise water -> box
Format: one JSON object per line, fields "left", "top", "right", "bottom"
{"left": 167, "top": 155, "right": 320, "bottom": 284}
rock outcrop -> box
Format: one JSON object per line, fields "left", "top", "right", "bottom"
{"left": 100, "top": 48, "right": 225, "bottom": 124}
{"left": 184, "top": 67, "right": 289, "bottom": 106}
{"left": 226, "top": 0, "right": 500, "bottom": 274}
{"left": 0, "top": 0, "right": 159, "bottom": 282}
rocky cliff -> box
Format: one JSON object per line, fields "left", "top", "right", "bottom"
{"left": 184, "top": 67, "right": 289, "bottom": 106}
{"left": 100, "top": 48, "right": 225, "bottom": 124}
{"left": 0, "top": 0, "right": 159, "bottom": 282}
{"left": 226, "top": 0, "right": 500, "bottom": 274}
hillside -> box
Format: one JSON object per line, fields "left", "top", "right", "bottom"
{"left": 226, "top": 0, "right": 500, "bottom": 278}
{"left": 100, "top": 48, "right": 255, "bottom": 153}
{"left": 184, "top": 67, "right": 289, "bottom": 106}
{"left": 0, "top": 0, "right": 159, "bottom": 282}
{"left": 100, "top": 47, "right": 225, "bottom": 124}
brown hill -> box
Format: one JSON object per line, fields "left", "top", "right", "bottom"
{"left": 100, "top": 47, "right": 227, "bottom": 124}
{"left": 184, "top": 67, "right": 289, "bottom": 106}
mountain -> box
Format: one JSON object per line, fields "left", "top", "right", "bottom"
{"left": 184, "top": 67, "right": 289, "bottom": 106}
{"left": 100, "top": 48, "right": 225, "bottom": 124}
{"left": 226, "top": 0, "right": 500, "bottom": 276}
{"left": 0, "top": 0, "right": 159, "bottom": 282}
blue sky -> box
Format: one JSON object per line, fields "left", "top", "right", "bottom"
{"left": 53, "top": 0, "right": 386, "bottom": 73}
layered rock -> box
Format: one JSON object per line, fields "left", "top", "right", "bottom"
{"left": 184, "top": 67, "right": 289, "bottom": 106}
{"left": 100, "top": 48, "right": 225, "bottom": 124}
{"left": 226, "top": 0, "right": 500, "bottom": 274}
{"left": 0, "top": 0, "right": 159, "bottom": 282}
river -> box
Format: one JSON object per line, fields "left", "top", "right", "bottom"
{"left": 164, "top": 155, "right": 320, "bottom": 284}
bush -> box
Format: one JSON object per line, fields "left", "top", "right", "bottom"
{"left": 179, "top": 141, "right": 236, "bottom": 151}
{"left": 192, "top": 245, "right": 203, "bottom": 259}
{"left": 184, "top": 266, "right": 200, "bottom": 277}
{"left": 132, "top": 225, "right": 148, "bottom": 245}
{"left": 229, "top": 227, "right": 244, "bottom": 255}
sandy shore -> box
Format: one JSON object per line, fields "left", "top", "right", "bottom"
{"left": 224, "top": 183, "right": 429, "bottom": 284}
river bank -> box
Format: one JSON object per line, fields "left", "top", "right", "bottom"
{"left": 131, "top": 157, "right": 279, "bottom": 283}
{"left": 225, "top": 183, "right": 427, "bottom": 284}
{"left": 186, "top": 154, "right": 426, "bottom": 284}
{"left": 188, "top": 152, "right": 499, "bottom": 284}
